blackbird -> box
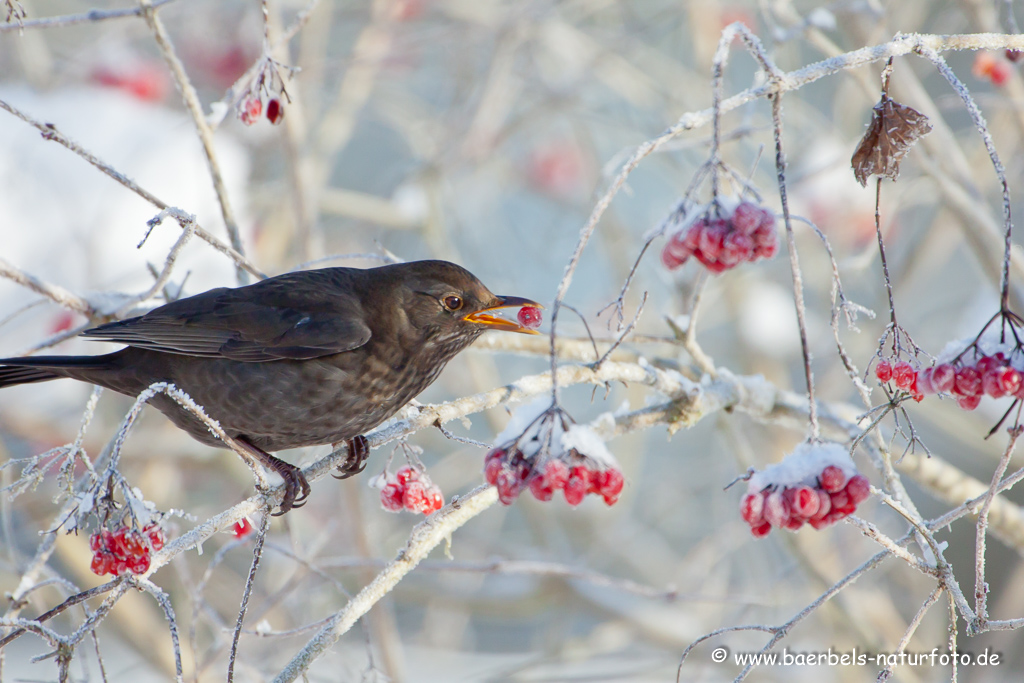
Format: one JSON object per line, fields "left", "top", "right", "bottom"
{"left": 0, "top": 260, "right": 540, "bottom": 513}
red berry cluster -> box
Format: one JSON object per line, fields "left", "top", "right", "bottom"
{"left": 742, "top": 465, "right": 870, "bottom": 537}
{"left": 517, "top": 306, "right": 543, "bottom": 329}
{"left": 238, "top": 95, "right": 285, "bottom": 126}
{"left": 973, "top": 52, "right": 1012, "bottom": 87}
{"left": 875, "top": 354, "right": 1024, "bottom": 410}
{"left": 89, "top": 523, "right": 166, "bottom": 576}
{"left": 484, "top": 448, "right": 624, "bottom": 506}
{"left": 662, "top": 200, "right": 778, "bottom": 273}
{"left": 379, "top": 466, "right": 444, "bottom": 514}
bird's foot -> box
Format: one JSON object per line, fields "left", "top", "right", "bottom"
{"left": 269, "top": 460, "right": 312, "bottom": 516}
{"left": 331, "top": 435, "right": 370, "bottom": 480}
{"left": 235, "top": 437, "right": 311, "bottom": 515}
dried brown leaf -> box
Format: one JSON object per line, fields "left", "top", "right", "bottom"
{"left": 851, "top": 95, "right": 932, "bottom": 186}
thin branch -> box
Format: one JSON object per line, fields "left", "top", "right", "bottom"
{"left": 141, "top": 0, "right": 249, "bottom": 285}
{"left": 227, "top": 511, "right": 270, "bottom": 682}
{"left": 0, "top": 98, "right": 266, "bottom": 281}
{"left": 272, "top": 485, "right": 499, "bottom": 683}
{"left": 973, "top": 427, "right": 1021, "bottom": 628}
{"left": 0, "top": 0, "right": 177, "bottom": 32}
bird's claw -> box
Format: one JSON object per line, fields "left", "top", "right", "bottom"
{"left": 271, "top": 462, "right": 311, "bottom": 516}
{"left": 331, "top": 435, "right": 370, "bottom": 480}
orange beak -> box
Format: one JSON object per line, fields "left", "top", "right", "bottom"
{"left": 463, "top": 295, "right": 543, "bottom": 335}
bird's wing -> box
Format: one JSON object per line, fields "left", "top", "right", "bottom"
{"left": 81, "top": 272, "right": 372, "bottom": 361}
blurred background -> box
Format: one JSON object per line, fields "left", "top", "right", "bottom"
{"left": 2, "top": 0, "right": 1024, "bottom": 681}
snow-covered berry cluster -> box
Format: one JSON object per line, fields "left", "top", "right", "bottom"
{"left": 236, "top": 59, "right": 292, "bottom": 126}
{"left": 661, "top": 197, "right": 778, "bottom": 273}
{"left": 239, "top": 95, "right": 284, "bottom": 126}
{"left": 89, "top": 523, "right": 166, "bottom": 576}
{"left": 377, "top": 465, "right": 444, "bottom": 515}
{"left": 484, "top": 400, "right": 624, "bottom": 506}
{"left": 740, "top": 443, "right": 870, "bottom": 538}
{"left": 875, "top": 326, "right": 1024, "bottom": 410}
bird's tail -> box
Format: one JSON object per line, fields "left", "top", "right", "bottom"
{"left": 0, "top": 356, "right": 109, "bottom": 389}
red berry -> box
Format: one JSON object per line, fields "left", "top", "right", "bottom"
{"left": 698, "top": 220, "right": 727, "bottom": 259}
{"left": 143, "top": 524, "right": 166, "bottom": 550}
{"left": 89, "top": 532, "right": 103, "bottom": 552}
{"left": 750, "top": 521, "right": 772, "bottom": 538}
{"left": 90, "top": 552, "right": 111, "bottom": 576}
{"left": 529, "top": 475, "right": 555, "bottom": 501}
{"left": 723, "top": 232, "right": 754, "bottom": 265}
{"left": 395, "top": 465, "right": 418, "bottom": 485}
{"left": 955, "top": 367, "right": 982, "bottom": 396}
{"left": 682, "top": 221, "right": 703, "bottom": 250}
{"left": 661, "top": 242, "right": 689, "bottom": 269}
{"left": 239, "top": 96, "right": 262, "bottom": 126}
{"left": 917, "top": 367, "right": 937, "bottom": 395}
{"left": 528, "top": 460, "right": 568, "bottom": 503}
{"left": 544, "top": 460, "right": 570, "bottom": 490}
{"left": 740, "top": 492, "right": 765, "bottom": 525}
{"left": 1007, "top": 49, "right": 1023, "bottom": 63}
{"left": 529, "top": 142, "right": 583, "bottom": 195}
{"left": 791, "top": 485, "right": 820, "bottom": 519}
{"left": 845, "top": 475, "right": 871, "bottom": 505}
{"left": 784, "top": 515, "right": 805, "bottom": 531}
{"left": 128, "top": 553, "right": 151, "bottom": 575}
{"left": 484, "top": 449, "right": 505, "bottom": 485}
{"left": 763, "top": 490, "right": 790, "bottom": 527}
{"left": 732, "top": 202, "right": 762, "bottom": 235}
{"left": 754, "top": 239, "right": 777, "bottom": 259}
{"left": 564, "top": 466, "right": 590, "bottom": 506}
{"left": 111, "top": 528, "right": 130, "bottom": 560}
{"left": 932, "top": 364, "right": 955, "bottom": 393}
{"left": 983, "top": 369, "right": 1006, "bottom": 398}
{"left": 809, "top": 489, "right": 832, "bottom": 521}
{"left": 973, "top": 52, "right": 1011, "bottom": 87}
{"left": 663, "top": 232, "right": 692, "bottom": 267}
{"left": 701, "top": 259, "right": 729, "bottom": 274}
{"left": 266, "top": 98, "right": 284, "bottom": 124}
{"left": 998, "top": 366, "right": 1021, "bottom": 395}
{"left": 380, "top": 482, "right": 405, "bottom": 511}
{"left": 125, "top": 531, "right": 147, "bottom": 558}
{"left": 231, "top": 518, "right": 255, "bottom": 538}
{"left": 496, "top": 470, "right": 522, "bottom": 505}
{"left": 820, "top": 465, "right": 846, "bottom": 493}
{"left": 427, "top": 486, "right": 444, "bottom": 512}
{"left": 402, "top": 481, "right": 429, "bottom": 513}
{"left": 517, "top": 306, "right": 542, "bottom": 329}
{"left": 957, "top": 395, "right": 982, "bottom": 410}
{"left": 875, "top": 359, "right": 892, "bottom": 383}
{"left": 976, "top": 355, "right": 998, "bottom": 375}
{"left": 598, "top": 468, "right": 625, "bottom": 505}
{"left": 830, "top": 489, "right": 855, "bottom": 515}
{"left": 892, "top": 361, "right": 916, "bottom": 391}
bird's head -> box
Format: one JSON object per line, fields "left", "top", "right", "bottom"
{"left": 386, "top": 260, "right": 542, "bottom": 342}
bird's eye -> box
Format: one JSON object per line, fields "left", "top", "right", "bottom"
{"left": 443, "top": 295, "right": 463, "bottom": 311}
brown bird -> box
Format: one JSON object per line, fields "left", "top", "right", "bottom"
{"left": 0, "top": 260, "right": 540, "bottom": 513}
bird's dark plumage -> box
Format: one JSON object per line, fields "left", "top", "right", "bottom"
{"left": 0, "top": 260, "right": 539, "bottom": 513}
